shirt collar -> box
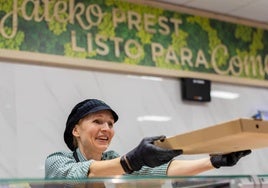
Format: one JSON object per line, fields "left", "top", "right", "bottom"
{"left": 75, "top": 148, "right": 87, "bottom": 162}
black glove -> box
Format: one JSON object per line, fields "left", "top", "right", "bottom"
{"left": 210, "top": 150, "right": 251, "bottom": 168}
{"left": 120, "top": 135, "right": 182, "bottom": 173}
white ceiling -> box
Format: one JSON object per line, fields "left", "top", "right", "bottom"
{"left": 152, "top": 0, "right": 268, "bottom": 26}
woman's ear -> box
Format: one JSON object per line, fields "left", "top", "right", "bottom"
{"left": 72, "top": 124, "right": 80, "bottom": 137}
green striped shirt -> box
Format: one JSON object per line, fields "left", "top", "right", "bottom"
{"left": 45, "top": 148, "right": 169, "bottom": 179}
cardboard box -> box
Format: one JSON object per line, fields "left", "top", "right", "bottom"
{"left": 154, "top": 118, "right": 268, "bottom": 154}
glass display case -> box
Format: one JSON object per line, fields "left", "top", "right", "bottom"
{"left": 1, "top": 175, "right": 267, "bottom": 188}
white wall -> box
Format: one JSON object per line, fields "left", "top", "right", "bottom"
{"left": 0, "top": 61, "right": 267, "bottom": 178}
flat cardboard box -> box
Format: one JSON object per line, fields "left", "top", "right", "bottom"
{"left": 154, "top": 118, "right": 268, "bottom": 154}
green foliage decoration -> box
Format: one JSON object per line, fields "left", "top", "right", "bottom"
{"left": 45, "top": 0, "right": 68, "bottom": 35}
{"left": 0, "top": 1, "right": 13, "bottom": 12}
{"left": 235, "top": 28, "right": 264, "bottom": 79}
{"left": 64, "top": 43, "right": 88, "bottom": 58}
{"left": 0, "top": 0, "right": 24, "bottom": 12}
{"left": 187, "top": 16, "right": 228, "bottom": 68}
{"left": 98, "top": 12, "right": 115, "bottom": 38}
{"left": 235, "top": 25, "right": 252, "bottom": 42}
{"left": 249, "top": 29, "right": 264, "bottom": 55}
{"left": 172, "top": 29, "right": 188, "bottom": 56}
{"left": 48, "top": 19, "right": 68, "bottom": 36}
{"left": 137, "top": 29, "right": 153, "bottom": 45}
{"left": 0, "top": 27, "right": 24, "bottom": 49}
{"left": 124, "top": 45, "right": 145, "bottom": 65}
{"left": 187, "top": 16, "right": 221, "bottom": 53}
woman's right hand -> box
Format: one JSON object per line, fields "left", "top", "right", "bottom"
{"left": 121, "top": 135, "right": 182, "bottom": 173}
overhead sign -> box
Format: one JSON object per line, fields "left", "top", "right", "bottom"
{"left": 0, "top": 0, "right": 268, "bottom": 86}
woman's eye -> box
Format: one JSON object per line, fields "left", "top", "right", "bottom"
{"left": 93, "top": 119, "right": 114, "bottom": 128}
{"left": 108, "top": 123, "right": 114, "bottom": 128}
{"left": 93, "top": 120, "right": 102, "bottom": 124}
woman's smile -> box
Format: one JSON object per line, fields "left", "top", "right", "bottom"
{"left": 96, "top": 135, "right": 110, "bottom": 143}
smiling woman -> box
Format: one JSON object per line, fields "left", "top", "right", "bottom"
{"left": 72, "top": 110, "right": 116, "bottom": 159}
{"left": 45, "top": 98, "right": 251, "bottom": 179}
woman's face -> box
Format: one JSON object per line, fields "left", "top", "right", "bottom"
{"left": 73, "top": 110, "right": 115, "bottom": 155}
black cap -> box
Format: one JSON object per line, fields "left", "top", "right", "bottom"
{"left": 64, "top": 99, "right": 119, "bottom": 151}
